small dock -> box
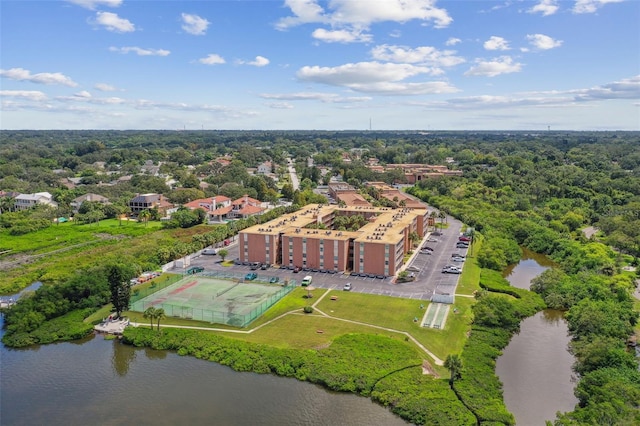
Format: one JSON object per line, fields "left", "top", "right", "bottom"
{"left": 94, "top": 317, "right": 130, "bottom": 335}
{"left": 0, "top": 299, "right": 16, "bottom": 309}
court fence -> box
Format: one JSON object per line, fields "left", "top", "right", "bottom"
{"left": 129, "top": 272, "right": 297, "bottom": 328}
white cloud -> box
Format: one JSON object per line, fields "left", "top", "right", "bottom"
{"left": 94, "top": 11, "right": 135, "bottom": 33}
{"left": 445, "top": 37, "right": 461, "bottom": 46}
{"left": 0, "top": 90, "right": 48, "bottom": 101}
{"left": 571, "top": 75, "right": 640, "bottom": 101}
{"left": 464, "top": 56, "right": 523, "bottom": 77}
{"left": 297, "top": 61, "right": 458, "bottom": 95}
{"left": 0, "top": 67, "right": 78, "bottom": 87}
{"left": 312, "top": 28, "right": 372, "bottom": 43}
{"left": 266, "top": 102, "right": 294, "bottom": 109}
{"left": 483, "top": 36, "right": 510, "bottom": 51}
{"left": 94, "top": 83, "right": 117, "bottom": 91}
{"left": 260, "top": 92, "right": 372, "bottom": 103}
{"left": 526, "top": 34, "right": 563, "bottom": 50}
{"left": 370, "top": 44, "right": 465, "bottom": 68}
{"left": 277, "top": 0, "right": 453, "bottom": 33}
{"left": 74, "top": 90, "right": 92, "bottom": 98}
{"left": 528, "top": 0, "right": 559, "bottom": 16}
{"left": 67, "top": 0, "right": 122, "bottom": 10}
{"left": 198, "top": 54, "right": 226, "bottom": 65}
{"left": 248, "top": 56, "right": 270, "bottom": 67}
{"left": 573, "top": 0, "right": 624, "bottom": 14}
{"left": 109, "top": 46, "right": 171, "bottom": 56}
{"left": 181, "top": 13, "right": 210, "bottom": 35}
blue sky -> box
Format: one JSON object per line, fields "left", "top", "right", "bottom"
{"left": 1, "top": 0, "right": 638, "bottom": 130}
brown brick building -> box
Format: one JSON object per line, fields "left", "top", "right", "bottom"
{"left": 239, "top": 204, "right": 429, "bottom": 276}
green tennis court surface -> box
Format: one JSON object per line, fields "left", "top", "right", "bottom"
{"left": 130, "top": 276, "right": 294, "bottom": 327}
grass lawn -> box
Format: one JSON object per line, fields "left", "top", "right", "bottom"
{"left": 224, "top": 313, "right": 409, "bottom": 350}
{"left": 315, "top": 290, "right": 473, "bottom": 360}
{"left": 456, "top": 239, "right": 482, "bottom": 296}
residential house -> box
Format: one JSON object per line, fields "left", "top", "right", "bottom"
{"left": 184, "top": 195, "right": 232, "bottom": 222}
{"left": 256, "top": 161, "right": 272, "bottom": 175}
{"left": 14, "top": 192, "right": 58, "bottom": 211}
{"left": 70, "top": 193, "right": 110, "bottom": 213}
{"left": 232, "top": 195, "right": 265, "bottom": 219}
{"left": 129, "top": 193, "right": 173, "bottom": 216}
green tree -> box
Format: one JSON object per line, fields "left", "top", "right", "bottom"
{"left": 444, "top": 354, "right": 463, "bottom": 386}
{"left": 139, "top": 209, "right": 151, "bottom": 227}
{"left": 218, "top": 248, "right": 228, "bottom": 261}
{"left": 143, "top": 306, "right": 157, "bottom": 330}
{"left": 107, "top": 264, "right": 132, "bottom": 318}
{"left": 155, "top": 308, "right": 166, "bottom": 330}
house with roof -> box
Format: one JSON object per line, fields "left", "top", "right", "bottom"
{"left": 70, "top": 193, "right": 110, "bottom": 213}
{"left": 184, "top": 196, "right": 233, "bottom": 222}
{"left": 232, "top": 195, "right": 265, "bottom": 219}
{"left": 256, "top": 161, "right": 272, "bottom": 175}
{"left": 14, "top": 192, "right": 58, "bottom": 211}
{"left": 129, "top": 193, "right": 173, "bottom": 216}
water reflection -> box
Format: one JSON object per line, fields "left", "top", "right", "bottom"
{"left": 496, "top": 254, "right": 577, "bottom": 425}
{"left": 112, "top": 338, "right": 137, "bottom": 376}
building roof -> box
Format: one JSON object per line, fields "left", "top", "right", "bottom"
{"left": 72, "top": 193, "right": 109, "bottom": 204}
{"left": 242, "top": 204, "right": 426, "bottom": 247}
{"left": 233, "top": 195, "right": 261, "bottom": 206}
{"left": 236, "top": 205, "right": 264, "bottom": 216}
{"left": 210, "top": 205, "right": 233, "bottom": 216}
{"left": 336, "top": 192, "right": 371, "bottom": 207}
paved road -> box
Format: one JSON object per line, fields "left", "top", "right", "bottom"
{"left": 172, "top": 216, "right": 468, "bottom": 301}
{"left": 288, "top": 158, "right": 300, "bottom": 190}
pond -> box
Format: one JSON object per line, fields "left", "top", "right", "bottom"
{"left": 496, "top": 251, "right": 578, "bottom": 425}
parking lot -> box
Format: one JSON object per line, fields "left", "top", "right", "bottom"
{"left": 168, "top": 216, "right": 468, "bottom": 302}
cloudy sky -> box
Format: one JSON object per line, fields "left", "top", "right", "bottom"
{"left": 1, "top": 0, "right": 638, "bottom": 130}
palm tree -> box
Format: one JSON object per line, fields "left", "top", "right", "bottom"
{"left": 143, "top": 306, "right": 157, "bottom": 330}
{"left": 155, "top": 308, "right": 166, "bottom": 330}
{"left": 438, "top": 211, "right": 446, "bottom": 228}
{"left": 444, "top": 354, "right": 463, "bottom": 387}
{"left": 429, "top": 210, "right": 438, "bottom": 230}
{"left": 0, "top": 196, "right": 15, "bottom": 214}
{"left": 139, "top": 209, "right": 151, "bottom": 227}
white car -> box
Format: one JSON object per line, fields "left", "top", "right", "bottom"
{"left": 202, "top": 248, "right": 218, "bottom": 255}
{"left": 343, "top": 282, "right": 352, "bottom": 291}
{"left": 427, "top": 238, "right": 438, "bottom": 242}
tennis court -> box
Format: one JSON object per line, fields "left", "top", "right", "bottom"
{"left": 130, "top": 275, "right": 294, "bottom": 327}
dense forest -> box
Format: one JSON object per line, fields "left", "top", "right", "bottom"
{"left": 1, "top": 130, "right": 640, "bottom": 424}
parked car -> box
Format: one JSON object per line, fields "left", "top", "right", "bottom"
{"left": 343, "top": 282, "right": 352, "bottom": 291}
{"left": 442, "top": 266, "right": 462, "bottom": 274}
{"left": 452, "top": 256, "right": 465, "bottom": 262}
{"left": 260, "top": 263, "right": 268, "bottom": 270}
{"left": 422, "top": 246, "right": 434, "bottom": 251}
{"left": 427, "top": 238, "right": 438, "bottom": 242}
{"left": 250, "top": 262, "right": 261, "bottom": 270}
{"left": 245, "top": 272, "right": 257, "bottom": 281}
{"left": 269, "top": 276, "right": 279, "bottom": 283}
{"left": 202, "top": 248, "right": 218, "bottom": 255}
{"left": 451, "top": 253, "right": 466, "bottom": 258}
{"left": 456, "top": 243, "right": 469, "bottom": 248}
{"left": 293, "top": 267, "right": 301, "bottom": 273}
{"left": 301, "top": 275, "right": 313, "bottom": 287}
{"left": 459, "top": 236, "right": 471, "bottom": 242}
{"left": 432, "top": 231, "right": 442, "bottom": 236}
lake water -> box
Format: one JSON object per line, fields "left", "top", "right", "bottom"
{"left": 496, "top": 250, "right": 578, "bottom": 425}
{"left": 0, "top": 284, "right": 409, "bottom": 426}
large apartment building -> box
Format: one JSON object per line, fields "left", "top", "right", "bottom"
{"left": 239, "top": 204, "right": 429, "bottom": 276}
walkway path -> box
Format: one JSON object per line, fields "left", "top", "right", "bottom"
{"left": 131, "top": 288, "right": 444, "bottom": 367}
